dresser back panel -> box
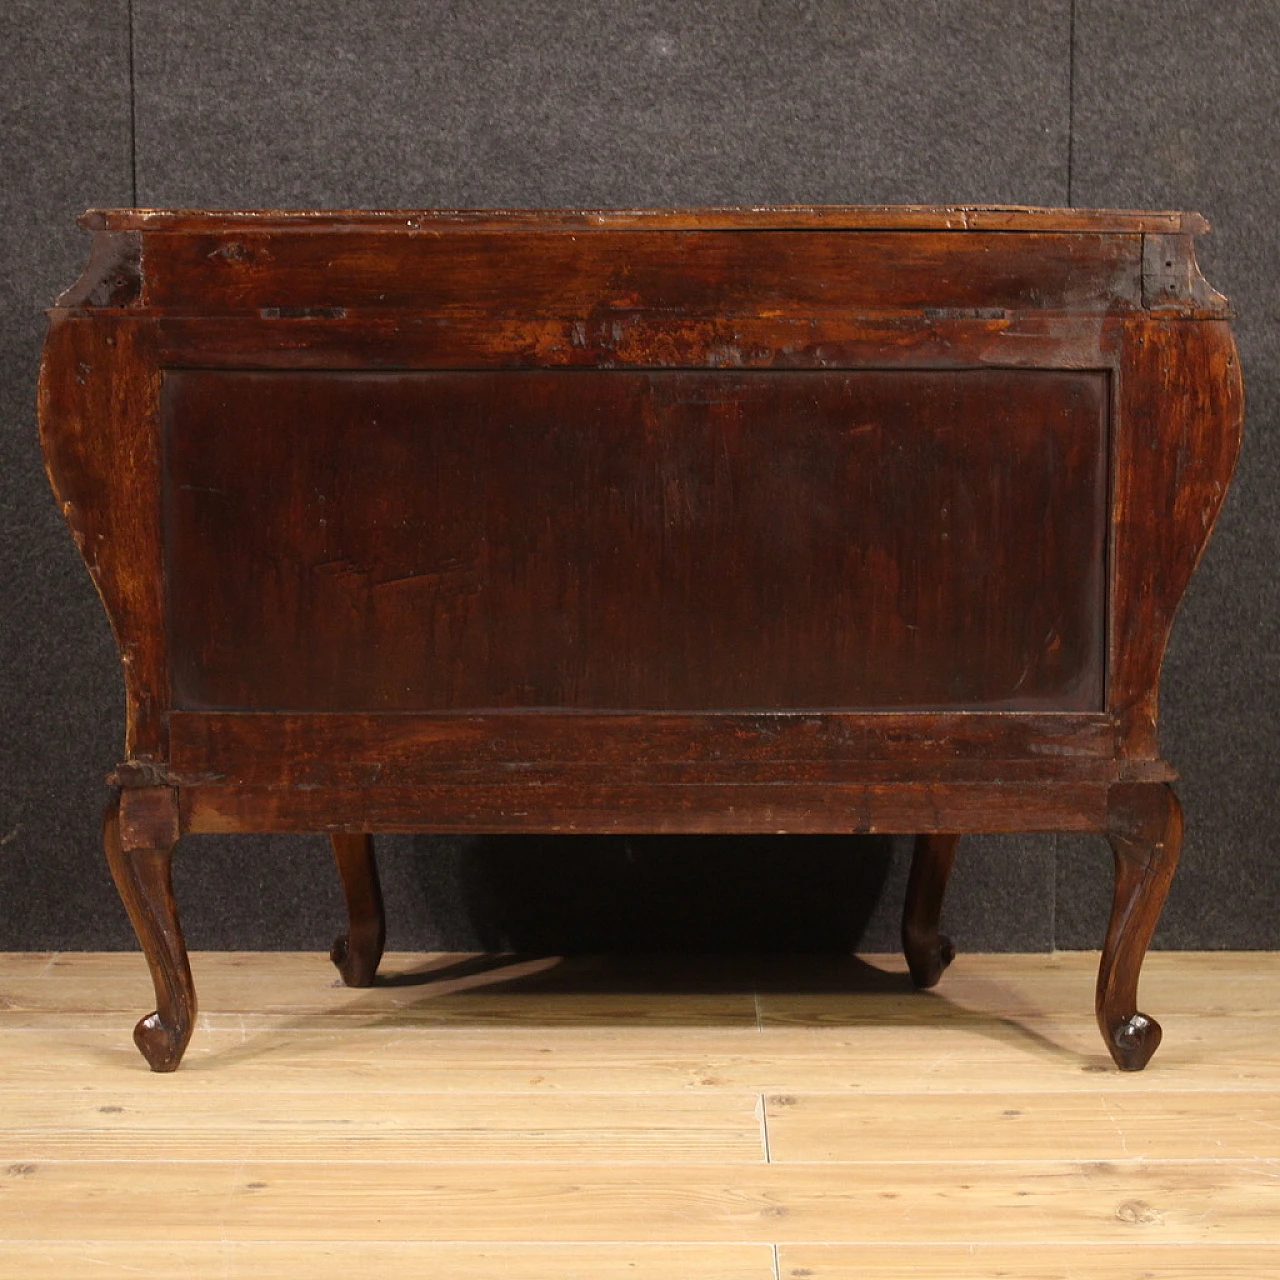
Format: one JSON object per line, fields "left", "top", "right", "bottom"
{"left": 162, "top": 366, "right": 1107, "bottom": 714}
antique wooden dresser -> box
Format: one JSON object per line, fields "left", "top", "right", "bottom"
{"left": 39, "top": 206, "right": 1242, "bottom": 1072}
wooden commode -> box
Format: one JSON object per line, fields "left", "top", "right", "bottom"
{"left": 39, "top": 206, "right": 1242, "bottom": 1071}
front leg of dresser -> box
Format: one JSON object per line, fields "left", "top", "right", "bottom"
{"left": 1097, "top": 782, "right": 1183, "bottom": 1070}
{"left": 103, "top": 788, "right": 195, "bottom": 1072}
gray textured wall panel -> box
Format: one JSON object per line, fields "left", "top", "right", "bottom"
{"left": 132, "top": 0, "right": 1071, "bottom": 208}
{"left": 0, "top": 1, "right": 134, "bottom": 949}
{"left": 4, "top": 1, "right": 1270, "bottom": 954}
{"left": 1059, "top": 0, "right": 1280, "bottom": 947}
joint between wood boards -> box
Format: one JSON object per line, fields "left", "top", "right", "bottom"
{"left": 55, "top": 231, "right": 142, "bottom": 309}
{"left": 1142, "top": 234, "right": 1228, "bottom": 313}
{"left": 1106, "top": 781, "right": 1175, "bottom": 873}
{"left": 109, "top": 758, "right": 173, "bottom": 788}
{"left": 117, "top": 785, "right": 181, "bottom": 851}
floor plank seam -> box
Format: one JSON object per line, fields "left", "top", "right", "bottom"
{"left": 0, "top": 1240, "right": 1273, "bottom": 1247}
{"left": 5, "top": 1155, "right": 1274, "bottom": 1167}
{"left": 3, "top": 1238, "right": 1278, "bottom": 1244}
{"left": 0, "top": 1238, "right": 802, "bottom": 1245}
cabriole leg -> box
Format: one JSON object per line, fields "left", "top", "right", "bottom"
{"left": 902, "top": 833, "right": 959, "bottom": 989}
{"left": 329, "top": 833, "right": 385, "bottom": 987}
{"left": 1098, "top": 782, "right": 1183, "bottom": 1071}
{"left": 103, "top": 788, "right": 195, "bottom": 1072}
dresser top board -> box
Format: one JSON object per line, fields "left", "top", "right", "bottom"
{"left": 80, "top": 205, "right": 1209, "bottom": 234}
{"left": 58, "top": 205, "right": 1226, "bottom": 319}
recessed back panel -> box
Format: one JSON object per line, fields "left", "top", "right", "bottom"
{"left": 163, "top": 368, "right": 1107, "bottom": 712}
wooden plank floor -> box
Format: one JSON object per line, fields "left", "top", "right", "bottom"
{"left": 1, "top": 950, "right": 1279, "bottom": 1278}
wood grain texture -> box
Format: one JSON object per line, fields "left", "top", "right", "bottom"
{"left": 2, "top": 1090, "right": 766, "bottom": 1164}
{"left": 10, "top": 1013, "right": 1280, "bottom": 1092}
{"left": 148, "top": 309, "right": 1121, "bottom": 373}
{"left": 177, "top": 780, "right": 1111, "bottom": 835}
{"left": 8, "top": 948, "right": 1279, "bottom": 1019}
{"left": 5, "top": 951, "right": 1276, "bottom": 1275}
{"left": 0, "top": 1244, "right": 1272, "bottom": 1280}
{"left": 101, "top": 793, "right": 193, "bottom": 1073}
{"left": 168, "top": 710, "right": 1118, "bottom": 778}
{"left": 1110, "top": 318, "right": 1244, "bottom": 758}
{"left": 4, "top": 953, "right": 1279, "bottom": 1090}
{"left": 80, "top": 205, "right": 1207, "bottom": 233}
{"left": 38, "top": 207, "right": 1242, "bottom": 1071}
{"left": 902, "top": 833, "right": 959, "bottom": 988}
{"left": 136, "top": 228, "right": 1145, "bottom": 314}
{"left": 778, "top": 1244, "right": 1280, "bottom": 1279}
{"left": 0, "top": 1243, "right": 777, "bottom": 1280}
{"left": 4, "top": 1159, "right": 1279, "bottom": 1243}
{"left": 163, "top": 368, "right": 1107, "bottom": 715}
{"left": 38, "top": 316, "right": 167, "bottom": 759}
{"left": 1098, "top": 783, "right": 1183, "bottom": 1070}
{"left": 8, "top": 1085, "right": 1278, "bottom": 1163}
{"left": 764, "top": 1091, "right": 1280, "bottom": 1162}
{"left": 328, "top": 832, "right": 384, "bottom": 987}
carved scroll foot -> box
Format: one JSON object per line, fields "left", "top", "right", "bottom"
{"left": 102, "top": 790, "right": 195, "bottom": 1072}
{"left": 329, "top": 833, "right": 385, "bottom": 987}
{"left": 902, "top": 833, "right": 959, "bottom": 989}
{"left": 1098, "top": 783, "right": 1183, "bottom": 1071}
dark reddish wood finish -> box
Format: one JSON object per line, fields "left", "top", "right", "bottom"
{"left": 902, "top": 834, "right": 959, "bottom": 990}
{"left": 81, "top": 206, "right": 1207, "bottom": 232}
{"left": 329, "top": 833, "right": 385, "bottom": 988}
{"left": 163, "top": 367, "right": 1107, "bottom": 715}
{"left": 39, "top": 206, "right": 1243, "bottom": 1071}
{"left": 102, "top": 789, "right": 193, "bottom": 1072}
{"left": 1099, "top": 783, "right": 1184, "bottom": 1070}
{"left": 138, "top": 229, "right": 1145, "bottom": 315}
